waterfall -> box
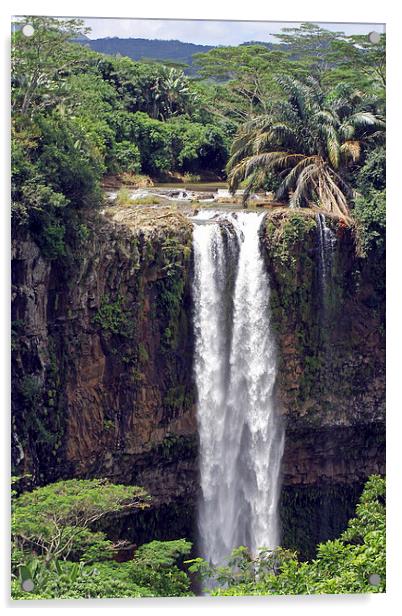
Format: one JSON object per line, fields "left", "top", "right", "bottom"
{"left": 316, "top": 213, "right": 336, "bottom": 289}
{"left": 192, "top": 210, "right": 285, "bottom": 567}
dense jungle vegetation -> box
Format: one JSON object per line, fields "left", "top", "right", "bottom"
{"left": 11, "top": 17, "right": 386, "bottom": 599}
{"left": 11, "top": 476, "right": 385, "bottom": 598}
{"left": 12, "top": 18, "right": 385, "bottom": 259}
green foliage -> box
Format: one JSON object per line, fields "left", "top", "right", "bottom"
{"left": 227, "top": 77, "right": 385, "bottom": 213}
{"left": 266, "top": 212, "right": 317, "bottom": 267}
{"left": 153, "top": 434, "right": 197, "bottom": 461}
{"left": 353, "top": 147, "right": 385, "bottom": 257}
{"left": 137, "top": 343, "right": 149, "bottom": 364}
{"left": 12, "top": 558, "right": 96, "bottom": 600}
{"left": 12, "top": 16, "right": 89, "bottom": 117}
{"left": 93, "top": 295, "right": 134, "bottom": 337}
{"left": 193, "top": 25, "right": 385, "bottom": 129}
{"left": 155, "top": 236, "right": 191, "bottom": 351}
{"left": 11, "top": 478, "right": 192, "bottom": 599}
{"left": 39, "top": 224, "right": 67, "bottom": 259}
{"left": 35, "top": 112, "right": 104, "bottom": 206}
{"left": 97, "top": 57, "right": 198, "bottom": 120}
{"left": 115, "top": 187, "right": 134, "bottom": 206}
{"left": 11, "top": 556, "right": 155, "bottom": 599}
{"left": 113, "top": 140, "right": 141, "bottom": 173}
{"left": 193, "top": 45, "right": 296, "bottom": 124}
{"left": 12, "top": 478, "right": 150, "bottom": 562}
{"left": 163, "top": 385, "right": 187, "bottom": 411}
{"left": 48, "top": 538, "right": 192, "bottom": 598}
{"left": 183, "top": 172, "right": 201, "bottom": 182}
{"left": 102, "top": 419, "right": 114, "bottom": 432}
{"left": 191, "top": 476, "right": 385, "bottom": 596}
{"left": 11, "top": 18, "right": 106, "bottom": 260}
{"left": 18, "top": 375, "right": 42, "bottom": 405}
{"left": 356, "top": 146, "right": 386, "bottom": 193}
{"left": 11, "top": 16, "right": 228, "bottom": 264}
{"left": 109, "top": 111, "right": 228, "bottom": 176}
{"left": 125, "top": 539, "right": 193, "bottom": 596}
{"left": 132, "top": 196, "right": 163, "bottom": 205}
{"left": 12, "top": 18, "right": 386, "bottom": 253}
{"left": 327, "top": 33, "right": 386, "bottom": 95}
{"left": 353, "top": 190, "right": 386, "bottom": 257}
{"left": 272, "top": 23, "right": 342, "bottom": 77}
{"left": 188, "top": 546, "right": 297, "bottom": 588}
{"left": 270, "top": 23, "right": 385, "bottom": 96}
{"left": 168, "top": 117, "right": 229, "bottom": 172}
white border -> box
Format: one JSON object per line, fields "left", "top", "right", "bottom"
{"left": 1, "top": 1, "right": 401, "bottom": 614}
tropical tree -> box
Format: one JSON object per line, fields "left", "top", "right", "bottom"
{"left": 328, "top": 33, "right": 386, "bottom": 95}
{"left": 12, "top": 479, "right": 150, "bottom": 563}
{"left": 12, "top": 539, "right": 193, "bottom": 599}
{"left": 271, "top": 22, "right": 342, "bottom": 79}
{"left": 227, "top": 77, "right": 385, "bottom": 214}
{"left": 11, "top": 478, "right": 193, "bottom": 599}
{"left": 193, "top": 45, "right": 297, "bottom": 123}
{"left": 153, "top": 67, "right": 197, "bottom": 120}
{"left": 12, "top": 16, "right": 89, "bottom": 117}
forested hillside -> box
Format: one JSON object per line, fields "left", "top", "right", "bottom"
{"left": 77, "top": 36, "right": 214, "bottom": 71}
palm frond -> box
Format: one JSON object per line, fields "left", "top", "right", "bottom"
{"left": 227, "top": 152, "right": 303, "bottom": 193}
{"left": 340, "top": 140, "right": 361, "bottom": 163}
{"left": 276, "top": 156, "right": 319, "bottom": 200}
{"left": 317, "top": 168, "right": 350, "bottom": 216}
{"left": 252, "top": 123, "right": 297, "bottom": 153}
{"left": 339, "top": 123, "right": 356, "bottom": 141}
{"left": 289, "top": 164, "right": 319, "bottom": 208}
{"left": 314, "top": 110, "right": 338, "bottom": 126}
{"left": 324, "top": 125, "right": 341, "bottom": 169}
{"left": 348, "top": 112, "right": 385, "bottom": 129}
{"left": 227, "top": 75, "right": 384, "bottom": 212}
{"left": 276, "top": 75, "right": 311, "bottom": 120}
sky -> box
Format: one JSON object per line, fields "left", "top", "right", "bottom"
{"left": 82, "top": 18, "right": 385, "bottom": 46}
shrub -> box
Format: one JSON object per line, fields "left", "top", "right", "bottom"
{"left": 113, "top": 141, "right": 141, "bottom": 173}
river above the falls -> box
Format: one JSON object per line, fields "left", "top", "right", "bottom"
{"left": 105, "top": 182, "right": 280, "bottom": 209}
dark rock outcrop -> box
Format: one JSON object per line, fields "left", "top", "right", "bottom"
{"left": 262, "top": 209, "right": 385, "bottom": 556}
{"left": 12, "top": 206, "right": 196, "bottom": 507}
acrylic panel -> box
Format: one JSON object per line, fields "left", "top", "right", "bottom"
{"left": 11, "top": 15, "right": 386, "bottom": 599}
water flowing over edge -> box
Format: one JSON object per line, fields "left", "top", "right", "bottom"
{"left": 192, "top": 210, "right": 285, "bottom": 567}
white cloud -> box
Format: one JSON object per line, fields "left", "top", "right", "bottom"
{"left": 83, "top": 17, "right": 385, "bottom": 45}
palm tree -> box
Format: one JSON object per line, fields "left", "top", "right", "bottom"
{"left": 150, "top": 68, "right": 196, "bottom": 120}
{"left": 227, "top": 77, "right": 385, "bottom": 215}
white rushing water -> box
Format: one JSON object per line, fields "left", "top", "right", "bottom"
{"left": 316, "top": 213, "right": 336, "bottom": 321}
{"left": 192, "top": 210, "right": 285, "bottom": 566}
{"left": 316, "top": 213, "right": 336, "bottom": 287}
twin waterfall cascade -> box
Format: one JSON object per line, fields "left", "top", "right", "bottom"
{"left": 192, "top": 210, "right": 285, "bottom": 566}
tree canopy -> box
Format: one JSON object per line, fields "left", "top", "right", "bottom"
{"left": 11, "top": 475, "right": 385, "bottom": 598}
{"left": 12, "top": 478, "right": 150, "bottom": 562}
{"left": 227, "top": 77, "right": 385, "bottom": 214}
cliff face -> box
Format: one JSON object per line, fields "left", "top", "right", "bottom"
{"left": 11, "top": 205, "right": 385, "bottom": 557}
{"left": 262, "top": 210, "right": 385, "bottom": 556}
{"left": 12, "top": 206, "right": 197, "bottom": 508}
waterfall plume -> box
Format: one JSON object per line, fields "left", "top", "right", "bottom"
{"left": 192, "top": 210, "right": 284, "bottom": 566}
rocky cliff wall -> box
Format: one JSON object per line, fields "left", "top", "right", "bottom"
{"left": 12, "top": 206, "right": 197, "bottom": 507}
{"left": 262, "top": 209, "right": 385, "bottom": 556}
{"left": 11, "top": 205, "right": 385, "bottom": 557}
